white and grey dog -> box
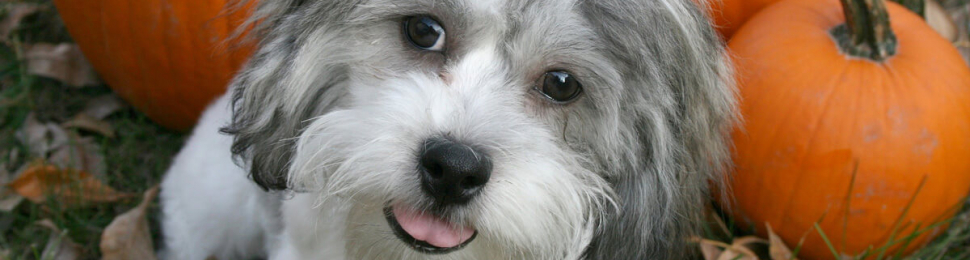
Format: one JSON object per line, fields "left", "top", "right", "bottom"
{"left": 160, "top": 0, "right": 736, "bottom": 259}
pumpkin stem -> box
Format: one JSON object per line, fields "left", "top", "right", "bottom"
{"left": 832, "top": 0, "right": 898, "bottom": 61}
{"left": 890, "top": 0, "right": 925, "bottom": 18}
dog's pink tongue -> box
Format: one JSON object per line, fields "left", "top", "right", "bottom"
{"left": 393, "top": 206, "right": 474, "bottom": 248}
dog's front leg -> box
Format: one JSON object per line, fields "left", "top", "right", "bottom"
{"left": 269, "top": 193, "right": 350, "bottom": 260}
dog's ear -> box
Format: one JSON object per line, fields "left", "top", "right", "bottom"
{"left": 221, "top": 0, "right": 357, "bottom": 190}
{"left": 581, "top": 0, "right": 736, "bottom": 259}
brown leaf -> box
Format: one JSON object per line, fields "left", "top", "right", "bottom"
{"left": 82, "top": 94, "right": 125, "bottom": 120}
{"left": 62, "top": 113, "right": 114, "bottom": 138}
{"left": 7, "top": 164, "right": 134, "bottom": 207}
{"left": 7, "top": 148, "right": 21, "bottom": 169}
{"left": 24, "top": 43, "right": 100, "bottom": 87}
{"left": 48, "top": 134, "right": 106, "bottom": 178}
{"left": 717, "top": 250, "right": 755, "bottom": 260}
{"left": 36, "top": 219, "right": 81, "bottom": 260}
{"left": 949, "top": 0, "right": 970, "bottom": 64}
{"left": 101, "top": 186, "right": 159, "bottom": 260}
{"left": 725, "top": 236, "right": 765, "bottom": 260}
{"left": 43, "top": 123, "right": 69, "bottom": 150}
{"left": 700, "top": 241, "right": 724, "bottom": 260}
{"left": 696, "top": 237, "right": 760, "bottom": 260}
{"left": 0, "top": 165, "right": 21, "bottom": 212}
{"left": 0, "top": 193, "right": 23, "bottom": 212}
{"left": 16, "top": 113, "right": 68, "bottom": 157}
{"left": 731, "top": 236, "right": 768, "bottom": 247}
{"left": 766, "top": 224, "right": 796, "bottom": 260}
{"left": 696, "top": 238, "right": 732, "bottom": 260}
{"left": 960, "top": 44, "right": 970, "bottom": 68}
{"left": 0, "top": 3, "right": 41, "bottom": 41}
{"left": 926, "top": 0, "right": 958, "bottom": 42}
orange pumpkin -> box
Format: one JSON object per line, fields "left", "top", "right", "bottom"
{"left": 726, "top": 0, "right": 970, "bottom": 259}
{"left": 702, "top": 0, "right": 781, "bottom": 39}
{"left": 53, "top": 0, "right": 256, "bottom": 131}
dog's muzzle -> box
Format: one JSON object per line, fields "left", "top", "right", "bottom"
{"left": 383, "top": 138, "right": 491, "bottom": 253}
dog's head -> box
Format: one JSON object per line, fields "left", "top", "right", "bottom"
{"left": 223, "top": 0, "right": 735, "bottom": 258}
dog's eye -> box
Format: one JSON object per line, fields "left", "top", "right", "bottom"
{"left": 538, "top": 71, "right": 583, "bottom": 103}
{"left": 404, "top": 16, "right": 445, "bottom": 51}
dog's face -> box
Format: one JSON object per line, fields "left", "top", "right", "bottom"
{"left": 225, "top": 0, "right": 735, "bottom": 259}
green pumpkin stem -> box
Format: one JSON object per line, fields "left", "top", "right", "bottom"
{"left": 832, "top": 0, "right": 898, "bottom": 61}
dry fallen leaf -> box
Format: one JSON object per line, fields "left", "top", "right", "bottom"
{"left": 960, "top": 44, "right": 970, "bottom": 66}
{"left": 36, "top": 219, "right": 81, "bottom": 260}
{"left": 42, "top": 122, "right": 70, "bottom": 151}
{"left": 700, "top": 240, "right": 724, "bottom": 260}
{"left": 0, "top": 192, "right": 23, "bottom": 212}
{"left": 926, "top": 0, "right": 958, "bottom": 42}
{"left": 0, "top": 3, "right": 41, "bottom": 41}
{"left": 718, "top": 250, "right": 755, "bottom": 260}
{"left": 948, "top": 0, "right": 970, "bottom": 64}
{"left": 101, "top": 186, "right": 159, "bottom": 260}
{"left": 24, "top": 43, "right": 100, "bottom": 87}
{"left": 0, "top": 165, "right": 23, "bottom": 212}
{"left": 766, "top": 224, "right": 796, "bottom": 260}
{"left": 82, "top": 94, "right": 126, "bottom": 120}
{"left": 62, "top": 113, "right": 115, "bottom": 138}
{"left": 16, "top": 113, "right": 68, "bottom": 157}
{"left": 696, "top": 237, "right": 764, "bottom": 260}
{"left": 7, "top": 164, "right": 133, "bottom": 207}
{"left": 725, "top": 236, "right": 765, "bottom": 260}
{"left": 48, "top": 134, "right": 106, "bottom": 178}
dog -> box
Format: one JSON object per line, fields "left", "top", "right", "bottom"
{"left": 159, "top": 0, "right": 736, "bottom": 259}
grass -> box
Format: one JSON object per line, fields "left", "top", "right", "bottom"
{"left": 704, "top": 185, "right": 970, "bottom": 260}
{"left": 703, "top": 160, "right": 969, "bottom": 260}
{"left": 0, "top": 1, "right": 185, "bottom": 258}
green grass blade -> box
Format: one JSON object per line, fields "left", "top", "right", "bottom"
{"left": 875, "top": 175, "right": 928, "bottom": 260}
{"left": 815, "top": 222, "right": 842, "bottom": 259}
{"left": 892, "top": 223, "right": 923, "bottom": 260}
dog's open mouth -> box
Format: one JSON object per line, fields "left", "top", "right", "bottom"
{"left": 384, "top": 205, "right": 477, "bottom": 254}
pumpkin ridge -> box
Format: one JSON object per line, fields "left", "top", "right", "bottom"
{"left": 774, "top": 62, "right": 857, "bottom": 230}
{"left": 840, "top": 65, "right": 885, "bottom": 251}
{"left": 55, "top": 0, "right": 254, "bottom": 130}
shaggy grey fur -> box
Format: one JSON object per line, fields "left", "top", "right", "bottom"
{"left": 222, "top": 0, "right": 735, "bottom": 258}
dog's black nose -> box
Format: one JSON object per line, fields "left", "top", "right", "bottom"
{"left": 419, "top": 138, "right": 491, "bottom": 205}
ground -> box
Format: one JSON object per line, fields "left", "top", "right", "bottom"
{"left": 0, "top": 2, "right": 184, "bottom": 258}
